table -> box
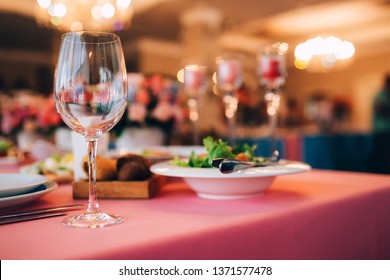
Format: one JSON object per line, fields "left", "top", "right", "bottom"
{"left": 1, "top": 166, "right": 390, "bottom": 260}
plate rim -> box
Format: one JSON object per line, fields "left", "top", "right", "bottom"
{"left": 0, "top": 156, "right": 18, "bottom": 165}
{"left": 0, "top": 180, "right": 58, "bottom": 209}
{"left": 107, "top": 145, "right": 206, "bottom": 158}
{"left": 0, "top": 173, "right": 48, "bottom": 197}
{"left": 150, "top": 159, "right": 311, "bottom": 179}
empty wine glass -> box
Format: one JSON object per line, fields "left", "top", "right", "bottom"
{"left": 183, "top": 64, "right": 207, "bottom": 145}
{"left": 257, "top": 42, "right": 288, "bottom": 151}
{"left": 54, "top": 31, "right": 128, "bottom": 228}
{"left": 215, "top": 54, "right": 243, "bottom": 145}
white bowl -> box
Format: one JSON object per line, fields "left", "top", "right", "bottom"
{"left": 150, "top": 160, "right": 310, "bottom": 200}
{"left": 183, "top": 176, "right": 276, "bottom": 199}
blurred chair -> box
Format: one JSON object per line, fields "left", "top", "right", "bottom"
{"left": 302, "top": 133, "right": 374, "bottom": 172}
{"left": 236, "top": 137, "right": 284, "bottom": 158}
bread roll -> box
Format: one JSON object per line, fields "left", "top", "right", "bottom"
{"left": 82, "top": 155, "right": 117, "bottom": 181}
{"left": 116, "top": 154, "right": 151, "bottom": 181}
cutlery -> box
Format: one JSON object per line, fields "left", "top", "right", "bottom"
{"left": 0, "top": 212, "right": 67, "bottom": 225}
{"left": 212, "top": 150, "right": 281, "bottom": 174}
{"left": 0, "top": 204, "right": 83, "bottom": 220}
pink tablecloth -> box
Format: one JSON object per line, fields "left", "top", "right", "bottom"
{"left": 0, "top": 168, "right": 390, "bottom": 260}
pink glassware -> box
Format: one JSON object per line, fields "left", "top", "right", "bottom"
{"left": 216, "top": 55, "right": 243, "bottom": 145}
{"left": 257, "top": 42, "right": 288, "bottom": 152}
{"left": 183, "top": 64, "right": 207, "bottom": 144}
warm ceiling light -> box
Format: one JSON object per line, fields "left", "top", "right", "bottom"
{"left": 117, "top": 0, "right": 132, "bottom": 9}
{"left": 37, "top": 0, "right": 51, "bottom": 9}
{"left": 294, "top": 36, "right": 355, "bottom": 70}
{"left": 177, "top": 69, "right": 184, "bottom": 83}
{"left": 35, "top": 0, "right": 133, "bottom": 32}
{"left": 49, "top": 3, "right": 67, "bottom": 17}
{"left": 101, "top": 3, "right": 115, "bottom": 19}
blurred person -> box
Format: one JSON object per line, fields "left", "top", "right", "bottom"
{"left": 370, "top": 74, "right": 390, "bottom": 174}
{"left": 304, "top": 93, "right": 333, "bottom": 133}
{"left": 332, "top": 96, "right": 352, "bottom": 132}
{"left": 373, "top": 74, "right": 390, "bottom": 133}
{"left": 281, "top": 97, "right": 303, "bottom": 129}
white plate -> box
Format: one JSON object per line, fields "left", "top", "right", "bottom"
{"left": 0, "top": 174, "right": 48, "bottom": 198}
{"left": 0, "top": 180, "right": 57, "bottom": 209}
{"left": 150, "top": 160, "right": 311, "bottom": 199}
{"left": 108, "top": 145, "right": 206, "bottom": 162}
{"left": 0, "top": 157, "right": 18, "bottom": 165}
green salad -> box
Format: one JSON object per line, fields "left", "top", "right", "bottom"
{"left": 0, "top": 139, "right": 12, "bottom": 152}
{"left": 173, "top": 136, "right": 257, "bottom": 168}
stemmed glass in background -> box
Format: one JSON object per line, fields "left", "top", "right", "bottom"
{"left": 257, "top": 42, "right": 288, "bottom": 152}
{"left": 215, "top": 54, "right": 243, "bottom": 145}
{"left": 183, "top": 64, "right": 208, "bottom": 145}
{"left": 54, "top": 31, "right": 128, "bottom": 228}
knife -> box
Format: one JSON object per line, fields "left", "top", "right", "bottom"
{"left": 0, "top": 204, "right": 83, "bottom": 220}
{"left": 0, "top": 212, "right": 67, "bottom": 225}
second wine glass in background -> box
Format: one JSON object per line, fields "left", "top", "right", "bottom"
{"left": 183, "top": 64, "right": 208, "bottom": 145}
{"left": 215, "top": 54, "right": 243, "bottom": 145}
{"left": 257, "top": 42, "right": 289, "bottom": 152}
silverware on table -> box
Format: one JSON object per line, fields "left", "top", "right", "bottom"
{"left": 0, "top": 212, "right": 67, "bottom": 225}
{"left": 0, "top": 204, "right": 84, "bottom": 225}
{"left": 212, "top": 150, "right": 281, "bottom": 174}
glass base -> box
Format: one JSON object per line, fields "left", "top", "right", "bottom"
{"left": 62, "top": 211, "right": 125, "bottom": 228}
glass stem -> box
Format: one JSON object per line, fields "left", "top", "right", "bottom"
{"left": 227, "top": 113, "right": 236, "bottom": 146}
{"left": 265, "top": 87, "right": 281, "bottom": 154}
{"left": 269, "top": 111, "right": 278, "bottom": 152}
{"left": 223, "top": 91, "right": 238, "bottom": 146}
{"left": 86, "top": 137, "right": 100, "bottom": 214}
{"left": 192, "top": 119, "right": 200, "bottom": 146}
{"left": 188, "top": 98, "right": 200, "bottom": 145}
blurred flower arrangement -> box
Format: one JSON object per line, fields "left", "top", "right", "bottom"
{"left": 0, "top": 74, "right": 189, "bottom": 148}
{"left": 114, "top": 73, "right": 186, "bottom": 141}
{"left": 0, "top": 91, "right": 64, "bottom": 139}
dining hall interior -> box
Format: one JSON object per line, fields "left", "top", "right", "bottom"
{"left": 1, "top": 0, "right": 390, "bottom": 173}
{"left": 0, "top": 0, "right": 390, "bottom": 263}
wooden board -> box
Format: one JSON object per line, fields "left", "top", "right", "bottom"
{"left": 72, "top": 175, "right": 165, "bottom": 199}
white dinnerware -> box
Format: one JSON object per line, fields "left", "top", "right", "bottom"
{"left": 0, "top": 174, "right": 47, "bottom": 198}
{"left": 109, "top": 145, "right": 206, "bottom": 161}
{"left": 0, "top": 180, "right": 58, "bottom": 209}
{"left": 150, "top": 160, "right": 310, "bottom": 200}
{"left": 0, "top": 157, "right": 18, "bottom": 165}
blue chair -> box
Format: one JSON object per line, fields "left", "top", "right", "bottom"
{"left": 302, "top": 134, "right": 333, "bottom": 169}
{"left": 302, "top": 133, "right": 375, "bottom": 172}
{"left": 236, "top": 137, "right": 284, "bottom": 158}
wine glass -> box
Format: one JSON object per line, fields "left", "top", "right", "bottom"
{"left": 215, "top": 54, "right": 243, "bottom": 145}
{"left": 54, "top": 31, "right": 128, "bottom": 228}
{"left": 257, "top": 42, "right": 288, "bottom": 152}
{"left": 183, "top": 64, "right": 207, "bottom": 145}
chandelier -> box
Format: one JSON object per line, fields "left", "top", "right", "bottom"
{"left": 294, "top": 36, "right": 355, "bottom": 71}
{"left": 35, "top": 0, "right": 133, "bottom": 32}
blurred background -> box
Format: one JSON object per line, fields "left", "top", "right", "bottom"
{"left": 0, "top": 0, "right": 390, "bottom": 173}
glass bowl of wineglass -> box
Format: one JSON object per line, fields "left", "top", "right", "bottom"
{"left": 54, "top": 31, "right": 128, "bottom": 228}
